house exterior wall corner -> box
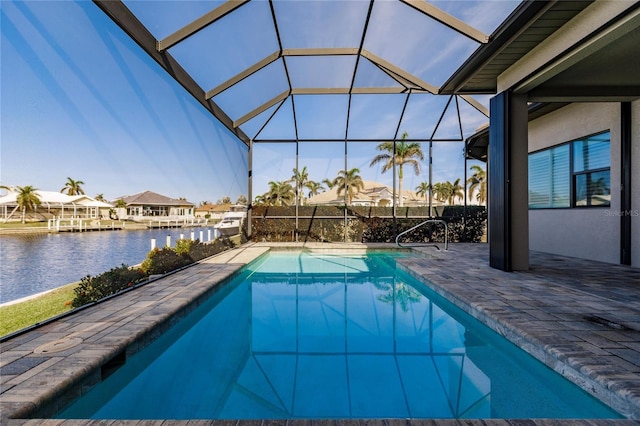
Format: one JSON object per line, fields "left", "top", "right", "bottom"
{"left": 528, "top": 102, "right": 639, "bottom": 266}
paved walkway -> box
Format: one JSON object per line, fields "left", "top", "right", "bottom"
{"left": 2, "top": 243, "right": 640, "bottom": 425}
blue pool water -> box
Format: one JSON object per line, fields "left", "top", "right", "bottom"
{"left": 59, "top": 251, "right": 621, "bottom": 419}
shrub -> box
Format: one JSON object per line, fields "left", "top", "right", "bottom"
{"left": 174, "top": 238, "right": 194, "bottom": 256}
{"left": 362, "top": 206, "right": 487, "bottom": 243}
{"left": 188, "top": 238, "right": 235, "bottom": 261}
{"left": 70, "top": 236, "right": 237, "bottom": 308}
{"left": 441, "top": 205, "right": 487, "bottom": 243}
{"left": 72, "top": 264, "right": 146, "bottom": 307}
{"left": 141, "top": 247, "right": 191, "bottom": 276}
{"left": 141, "top": 238, "right": 237, "bottom": 275}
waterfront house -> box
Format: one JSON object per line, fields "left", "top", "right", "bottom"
{"left": 0, "top": 190, "right": 112, "bottom": 221}
{"left": 114, "top": 191, "right": 195, "bottom": 221}
{"left": 306, "top": 180, "right": 439, "bottom": 208}
{"left": 194, "top": 203, "right": 234, "bottom": 221}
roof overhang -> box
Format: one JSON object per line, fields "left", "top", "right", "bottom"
{"left": 443, "top": 0, "right": 640, "bottom": 104}
{"left": 441, "top": 1, "right": 596, "bottom": 95}
{"left": 458, "top": 0, "right": 640, "bottom": 160}
{"left": 517, "top": 6, "right": 640, "bottom": 102}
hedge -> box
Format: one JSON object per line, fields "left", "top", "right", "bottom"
{"left": 250, "top": 205, "right": 486, "bottom": 243}
{"left": 72, "top": 264, "right": 146, "bottom": 308}
{"left": 71, "top": 238, "right": 236, "bottom": 307}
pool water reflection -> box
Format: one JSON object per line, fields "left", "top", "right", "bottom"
{"left": 58, "top": 252, "right": 621, "bottom": 419}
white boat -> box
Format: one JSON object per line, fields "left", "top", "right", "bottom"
{"left": 213, "top": 206, "right": 247, "bottom": 237}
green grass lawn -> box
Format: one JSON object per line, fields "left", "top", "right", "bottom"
{"left": 0, "top": 283, "right": 77, "bottom": 337}
{"left": 0, "top": 236, "right": 241, "bottom": 339}
{"left": 0, "top": 220, "right": 50, "bottom": 229}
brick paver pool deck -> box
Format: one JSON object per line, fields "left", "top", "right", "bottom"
{"left": 2, "top": 242, "right": 640, "bottom": 425}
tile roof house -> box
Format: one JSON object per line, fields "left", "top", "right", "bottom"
{"left": 306, "top": 180, "right": 434, "bottom": 207}
{"left": 194, "top": 203, "right": 232, "bottom": 219}
{"left": 115, "top": 191, "right": 195, "bottom": 220}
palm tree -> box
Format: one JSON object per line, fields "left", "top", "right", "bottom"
{"left": 333, "top": 168, "right": 364, "bottom": 204}
{"left": 415, "top": 182, "right": 431, "bottom": 204}
{"left": 306, "top": 181, "right": 325, "bottom": 198}
{"left": 437, "top": 179, "right": 464, "bottom": 205}
{"left": 377, "top": 282, "right": 423, "bottom": 312}
{"left": 253, "top": 194, "right": 267, "bottom": 206}
{"left": 370, "top": 131, "right": 424, "bottom": 207}
{"left": 591, "top": 177, "right": 609, "bottom": 195}
{"left": 449, "top": 178, "right": 464, "bottom": 205}
{"left": 61, "top": 177, "right": 85, "bottom": 195}
{"left": 95, "top": 193, "right": 107, "bottom": 202}
{"left": 431, "top": 182, "right": 450, "bottom": 204}
{"left": 236, "top": 194, "right": 248, "bottom": 205}
{"left": 322, "top": 178, "right": 335, "bottom": 190}
{"left": 16, "top": 185, "right": 41, "bottom": 223}
{"left": 290, "top": 166, "right": 311, "bottom": 205}
{"left": 265, "top": 180, "right": 295, "bottom": 206}
{"left": 467, "top": 165, "right": 487, "bottom": 205}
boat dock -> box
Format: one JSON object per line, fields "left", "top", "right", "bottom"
{"left": 145, "top": 218, "right": 214, "bottom": 229}
{"left": 0, "top": 218, "right": 217, "bottom": 235}
{"left": 0, "top": 220, "right": 128, "bottom": 234}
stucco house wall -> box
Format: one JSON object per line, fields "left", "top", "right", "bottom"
{"left": 528, "top": 102, "right": 623, "bottom": 264}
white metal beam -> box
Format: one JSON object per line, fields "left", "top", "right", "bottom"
{"left": 361, "top": 49, "right": 439, "bottom": 93}
{"left": 158, "top": 0, "right": 249, "bottom": 51}
{"left": 291, "top": 87, "right": 407, "bottom": 95}
{"left": 235, "top": 86, "right": 414, "bottom": 129}
{"left": 460, "top": 94, "right": 489, "bottom": 117}
{"left": 400, "top": 0, "right": 489, "bottom": 44}
{"left": 206, "top": 51, "right": 281, "bottom": 99}
{"left": 282, "top": 48, "right": 359, "bottom": 56}
{"left": 234, "top": 90, "right": 290, "bottom": 128}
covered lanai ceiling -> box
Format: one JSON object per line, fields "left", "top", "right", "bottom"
{"left": 94, "top": 0, "right": 526, "bottom": 146}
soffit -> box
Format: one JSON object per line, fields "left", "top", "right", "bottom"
{"left": 441, "top": 1, "right": 595, "bottom": 94}
{"left": 526, "top": 22, "right": 640, "bottom": 102}
{"left": 446, "top": 0, "right": 640, "bottom": 105}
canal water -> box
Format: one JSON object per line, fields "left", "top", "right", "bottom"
{"left": 0, "top": 227, "right": 218, "bottom": 304}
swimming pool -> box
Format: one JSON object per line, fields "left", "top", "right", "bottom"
{"left": 58, "top": 250, "right": 621, "bottom": 419}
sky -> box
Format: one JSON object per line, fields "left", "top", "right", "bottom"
{"left": 1, "top": 0, "right": 519, "bottom": 205}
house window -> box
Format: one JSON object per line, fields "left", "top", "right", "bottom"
{"left": 528, "top": 145, "right": 570, "bottom": 208}
{"left": 572, "top": 134, "right": 611, "bottom": 206}
{"left": 528, "top": 131, "right": 610, "bottom": 209}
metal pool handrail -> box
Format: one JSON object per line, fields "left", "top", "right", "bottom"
{"left": 395, "top": 219, "right": 448, "bottom": 251}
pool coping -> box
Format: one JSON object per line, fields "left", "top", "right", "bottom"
{"left": 1, "top": 242, "right": 639, "bottom": 425}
